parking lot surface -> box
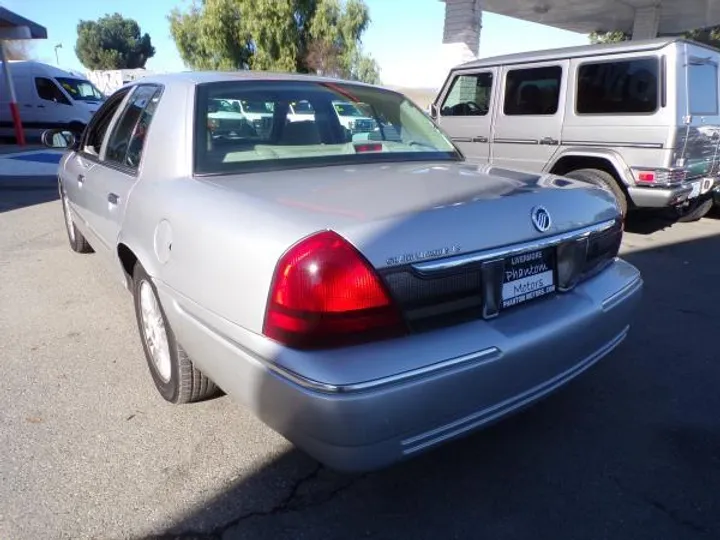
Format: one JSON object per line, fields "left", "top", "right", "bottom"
{"left": 1, "top": 189, "right": 720, "bottom": 540}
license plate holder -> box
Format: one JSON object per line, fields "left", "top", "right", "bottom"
{"left": 501, "top": 248, "right": 557, "bottom": 310}
{"left": 688, "top": 180, "right": 702, "bottom": 199}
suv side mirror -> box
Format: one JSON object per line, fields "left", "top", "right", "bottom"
{"left": 41, "top": 128, "right": 77, "bottom": 150}
{"left": 429, "top": 103, "right": 439, "bottom": 119}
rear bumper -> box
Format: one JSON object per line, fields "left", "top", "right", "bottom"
{"left": 628, "top": 177, "right": 719, "bottom": 208}
{"left": 158, "top": 259, "right": 643, "bottom": 472}
{"left": 627, "top": 184, "right": 692, "bottom": 207}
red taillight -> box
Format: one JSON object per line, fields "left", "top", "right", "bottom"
{"left": 354, "top": 142, "right": 383, "bottom": 153}
{"left": 637, "top": 171, "right": 656, "bottom": 183}
{"left": 263, "top": 230, "right": 406, "bottom": 349}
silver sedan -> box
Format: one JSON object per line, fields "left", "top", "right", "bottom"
{"left": 43, "top": 72, "right": 643, "bottom": 472}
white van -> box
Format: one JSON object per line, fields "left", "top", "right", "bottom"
{"left": 0, "top": 61, "right": 105, "bottom": 140}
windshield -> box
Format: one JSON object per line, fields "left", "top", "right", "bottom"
{"left": 194, "top": 80, "right": 460, "bottom": 175}
{"left": 55, "top": 77, "right": 104, "bottom": 102}
{"left": 333, "top": 101, "right": 366, "bottom": 117}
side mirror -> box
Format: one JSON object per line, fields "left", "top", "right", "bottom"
{"left": 41, "top": 128, "right": 77, "bottom": 150}
{"left": 429, "top": 103, "right": 439, "bottom": 119}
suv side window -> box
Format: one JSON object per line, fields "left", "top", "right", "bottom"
{"left": 504, "top": 66, "right": 562, "bottom": 116}
{"left": 35, "top": 77, "right": 71, "bottom": 106}
{"left": 104, "top": 85, "right": 162, "bottom": 170}
{"left": 577, "top": 58, "right": 659, "bottom": 114}
{"left": 79, "top": 88, "right": 132, "bottom": 157}
{"left": 440, "top": 73, "right": 493, "bottom": 116}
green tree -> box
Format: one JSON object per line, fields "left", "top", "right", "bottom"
{"left": 75, "top": 13, "right": 155, "bottom": 70}
{"left": 168, "top": 0, "right": 380, "bottom": 84}
{"left": 590, "top": 27, "right": 720, "bottom": 49}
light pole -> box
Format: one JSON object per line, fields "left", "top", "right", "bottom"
{"left": 54, "top": 42, "right": 62, "bottom": 65}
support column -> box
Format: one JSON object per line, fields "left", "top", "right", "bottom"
{"left": 0, "top": 40, "right": 25, "bottom": 146}
{"left": 440, "top": 0, "right": 483, "bottom": 74}
{"left": 631, "top": 4, "right": 661, "bottom": 40}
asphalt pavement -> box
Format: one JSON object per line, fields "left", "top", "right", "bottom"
{"left": 1, "top": 181, "right": 720, "bottom": 540}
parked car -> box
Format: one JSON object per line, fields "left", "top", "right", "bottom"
{"left": 0, "top": 60, "right": 104, "bottom": 140}
{"left": 431, "top": 37, "right": 720, "bottom": 222}
{"left": 43, "top": 72, "right": 642, "bottom": 472}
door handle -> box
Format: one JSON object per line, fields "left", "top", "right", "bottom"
{"left": 37, "top": 105, "right": 45, "bottom": 109}
{"left": 472, "top": 136, "right": 489, "bottom": 143}
{"left": 107, "top": 193, "right": 120, "bottom": 205}
{"left": 540, "top": 137, "right": 559, "bottom": 146}
{"left": 77, "top": 174, "right": 84, "bottom": 186}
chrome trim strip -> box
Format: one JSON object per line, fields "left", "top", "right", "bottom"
{"left": 494, "top": 138, "right": 539, "bottom": 145}
{"left": 602, "top": 274, "right": 643, "bottom": 311}
{"left": 562, "top": 140, "right": 664, "bottom": 149}
{"left": 451, "top": 137, "right": 473, "bottom": 143}
{"left": 173, "top": 298, "right": 503, "bottom": 395}
{"left": 401, "top": 326, "right": 630, "bottom": 454}
{"left": 412, "top": 218, "right": 618, "bottom": 275}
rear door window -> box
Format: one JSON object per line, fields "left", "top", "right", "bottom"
{"left": 79, "top": 88, "right": 131, "bottom": 157}
{"left": 104, "top": 85, "right": 163, "bottom": 171}
{"left": 503, "top": 66, "right": 562, "bottom": 115}
{"left": 576, "top": 58, "right": 659, "bottom": 114}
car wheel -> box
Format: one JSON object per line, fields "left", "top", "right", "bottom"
{"left": 565, "top": 168, "right": 628, "bottom": 217}
{"left": 674, "top": 195, "right": 714, "bottom": 223}
{"left": 59, "top": 181, "right": 94, "bottom": 253}
{"left": 132, "top": 262, "right": 220, "bottom": 404}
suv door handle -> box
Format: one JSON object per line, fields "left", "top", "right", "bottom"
{"left": 472, "top": 136, "right": 489, "bottom": 143}
{"left": 540, "top": 137, "right": 559, "bottom": 145}
{"left": 107, "top": 193, "right": 120, "bottom": 205}
{"left": 77, "top": 174, "right": 84, "bottom": 186}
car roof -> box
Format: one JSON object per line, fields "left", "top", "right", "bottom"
{"left": 126, "top": 70, "right": 387, "bottom": 92}
{"left": 453, "top": 36, "right": 693, "bottom": 71}
{"left": 0, "top": 60, "right": 83, "bottom": 79}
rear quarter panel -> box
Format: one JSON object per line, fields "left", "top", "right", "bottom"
{"left": 119, "top": 82, "right": 308, "bottom": 335}
{"left": 561, "top": 45, "right": 680, "bottom": 177}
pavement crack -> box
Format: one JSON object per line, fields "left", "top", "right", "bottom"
{"left": 610, "top": 476, "right": 709, "bottom": 535}
{"left": 208, "top": 463, "right": 369, "bottom": 536}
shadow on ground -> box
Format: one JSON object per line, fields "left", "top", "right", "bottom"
{"left": 0, "top": 182, "right": 59, "bottom": 213}
{"left": 139, "top": 218, "right": 720, "bottom": 540}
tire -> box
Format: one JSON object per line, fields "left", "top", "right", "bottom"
{"left": 59, "top": 181, "right": 94, "bottom": 253}
{"left": 675, "top": 196, "right": 714, "bottom": 223}
{"left": 132, "top": 262, "right": 220, "bottom": 404}
{"left": 564, "top": 168, "right": 628, "bottom": 216}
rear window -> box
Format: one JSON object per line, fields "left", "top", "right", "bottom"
{"left": 577, "top": 58, "right": 659, "bottom": 114}
{"left": 194, "top": 80, "right": 460, "bottom": 175}
{"left": 688, "top": 60, "right": 719, "bottom": 116}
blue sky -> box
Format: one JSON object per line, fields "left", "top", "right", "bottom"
{"left": 2, "top": 0, "right": 589, "bottom": 88}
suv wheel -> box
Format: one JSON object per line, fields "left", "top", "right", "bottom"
{"left": 674, "top": 195, "right": 713, "bottom": 223}
{"left": 564, "top": 168, "right": 628, "bottom": 217}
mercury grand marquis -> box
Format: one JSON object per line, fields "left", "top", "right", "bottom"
{"left": 43, "top": 72, "right": 643, "bottom": 472}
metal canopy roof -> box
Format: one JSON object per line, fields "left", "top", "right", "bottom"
{"left": 455, "top": 36, "right": 684, "bottom": 69}
{"left": 477, "top": 0, "right": 720, "bottom": 36}
{"left": 0, "top": 7, "right": 47, "bottom": 39}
